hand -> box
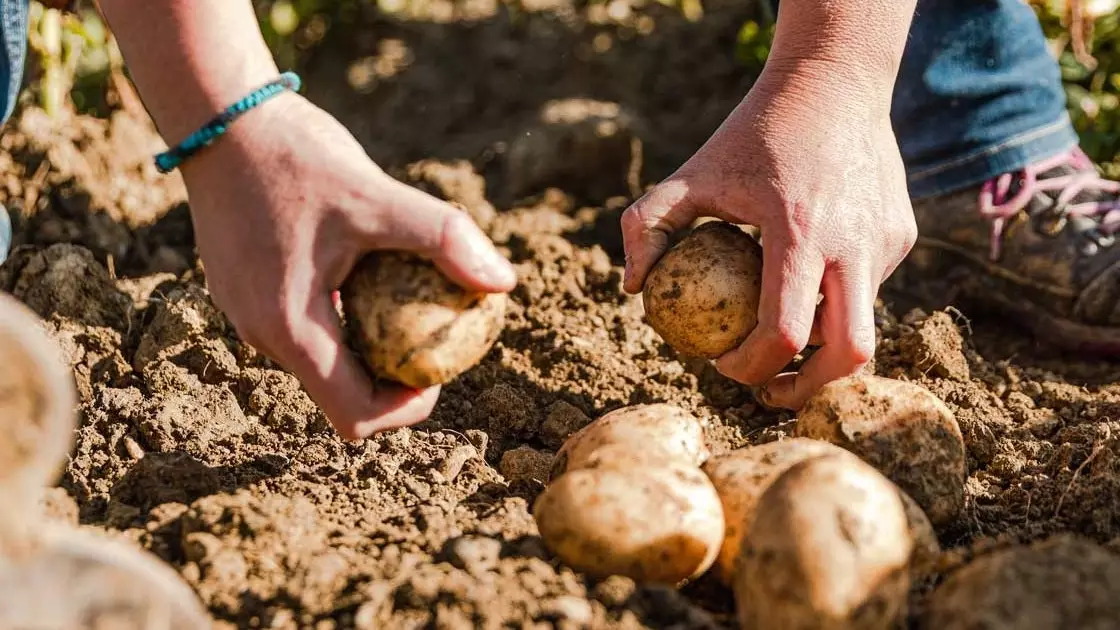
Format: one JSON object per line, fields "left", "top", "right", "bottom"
{"left": 621, "top": 60, "right": 917, "bottom": 410}
{"left": 177, "top": 93, "right": 517, "bottom": 439}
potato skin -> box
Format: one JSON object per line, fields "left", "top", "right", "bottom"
{"left": 642, "top": 221, "right": 763, "bottom": 359}
{"left": 703, "top": 439, "right": 941, "bottom": 586}
{"left": 735, "top": 454, "right": 913, "bottom": 630}
{"left": 793, "top": 374, "right": 966, "bottom": 526}
{"left": 551, "top": 403, "right": 708, "bottom": 480}
{"left": 920, "top": 534, "right": 1120, "bottom": 630}
{"left": 701, "top": 438, "right": 846, "bottom": 585}
{"left": 532, "top": 461, "right": 724, "bottom": 584}
{"left": 341, "top": 251, "right": 507, "bottom": 389}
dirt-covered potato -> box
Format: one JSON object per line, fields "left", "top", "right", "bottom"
{"left": 920, "top": 534, "right": 1120, "bottom": 630}
{"left": 533, "top": 461, "right": 724, "bottom": 584}
{"left": 341, "top": 251, "right": 508, "bottom": 389}
{"left": 735, "top": 454, "right": 914, "bottom": 630}
{"left": 703, "top": 438, "right": 940, "bottom": 586}
{"left": 898, "top": 489, "right": 942, "bottom": 581}
{"left": 701, "top": 438, "right": 845, "bottom": 584}
{"left": 0, "top": 293, "right": 77, "bottom": 503}
{"left": 642, "top": 221, "right": 764, "bottom": 359}
{"left": 0, "top": 523, "right": 211, "bottom": 629}
{"left": 793, "top": 374, "right": 966, "bottom": 526}
{"left": 550, "top": 403, "right": 708, "bottom": 479}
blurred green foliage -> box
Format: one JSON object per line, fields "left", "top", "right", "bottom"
{"left": 18, "top": 0, "right": 1120, "bottom": 169}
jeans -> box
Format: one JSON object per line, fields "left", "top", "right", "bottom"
{"left": 768, "top": 0, "right": 1079, "bottom": 199}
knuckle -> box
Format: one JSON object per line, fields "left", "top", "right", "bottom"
{"left": 845, "top": 329, "right": 878, "bottom": 365}
{"left": 769, "top": 319, "right": 811, "bottom": 356}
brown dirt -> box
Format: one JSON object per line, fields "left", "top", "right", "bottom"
{"left": 0, "top": 1, "right": 1118, "bottom": 628}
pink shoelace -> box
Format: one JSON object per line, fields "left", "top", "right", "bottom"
{"left": 978, "top": 147, "right": 1120, "bottom": 260}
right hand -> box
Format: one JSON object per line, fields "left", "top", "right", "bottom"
{"left": 621, "top": 59, "right": 918, "bottom": 410}
{"left": 179, "top": 93, "right": 517, "bottom": 439}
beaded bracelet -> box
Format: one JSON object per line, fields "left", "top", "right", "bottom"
{"left": 154, "top": 71, "right": 302, "bottom": 174}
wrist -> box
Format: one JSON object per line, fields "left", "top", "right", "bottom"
{"left": 150, "top": 59, "right": 283, "bottom": 145}
{"left": 766, "top": 0, "right": 915, "bottom": 104}
{"left": 756, "top": 56, "right": 897, "bottom": 116}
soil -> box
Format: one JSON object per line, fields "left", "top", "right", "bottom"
{"left": 1, "top": 1, "right": 1118, "bottom": 628}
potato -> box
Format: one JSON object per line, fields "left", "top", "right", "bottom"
{"left": 793, "top": 374, "right": 966, "bottom": 526}
{"left": 642, "top": 221, "right": 764, "bottom": 359}
{"left": 0, "top": 293, "right": 77, "bottom": 502}
{"left": 735, "top": 454, "right": 914, "bottom": 630}
{"left": 920, "top": 534, "right": 1120, "bottom": 630}
{"left": 533, "top": 460, "right": 724, "bottom": 584}
{"left": 898, "top": 490, "right": 941, "bottom": 581}
{"left": 0, "top": 523, "right": 211, "bottom": 629}
{"left": 703, "top": 438, "right": 940, "bottom": 586}
{"left": 550, "top": 403, "right": 708, "bottom": 479}
{"left": 341, "top": 251, "right": 507, "bottom": 389}
{"left": 701, "top": 438, "right": 845, "bottom": 584}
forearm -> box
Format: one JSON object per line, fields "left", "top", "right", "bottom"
{"left": 768, "top": 0, "right": 917, "bottom": 97}
{"left": 94, "top": 0, "right": 282, "bottom": 143}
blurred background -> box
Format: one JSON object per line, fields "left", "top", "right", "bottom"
{"left": 17, "top": 0, "right": 1120, "bottom": 177}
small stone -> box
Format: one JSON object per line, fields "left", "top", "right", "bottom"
{"left": 435, "top": 445, "right": 477, "bottom": 484}
{"left": 540, "top": 400, "right": 591, "bottom": 450}
{"left": 593, "top": 575, "right": 636, "bottom": 608}
{"left": 122, "top": 436, "right": 145, "bottom": 460}
{"left": 500, "top": 446, "right": 554, "bottom": 484}
{"left": 442, "top": 535, "right": 503, "bottom": 575}
{"left": 540, "top": 596, "right": 594, "bottom": 625}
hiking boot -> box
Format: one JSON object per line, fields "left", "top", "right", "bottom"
{"left": 904, "top": 147, "right": 1120, "bottom": 354}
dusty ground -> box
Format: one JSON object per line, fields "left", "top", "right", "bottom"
{"left": 2, "top": 1, "right": 1119, "bottom": 628}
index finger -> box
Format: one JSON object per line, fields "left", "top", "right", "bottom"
{"left": 619, "top": 180, "right": 699, "bottom": 294}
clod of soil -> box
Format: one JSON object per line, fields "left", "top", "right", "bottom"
{"left": 920, "top": 534, "right": 1120, "bottom": 630}
{"left": 793, "top": 374, "right": 967, "bottom": 526}
{"left": 642, "top": 221, "right": 764, "bottom": 359}
{"left": 735, "top": 454, "right": 914, "bottom": 630}
{"left": 340, "top": 250, "right": 508, "bottom": 389}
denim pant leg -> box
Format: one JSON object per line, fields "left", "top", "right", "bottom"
{"left": 762, "top": 0, "right": 1080, "bottom": 200}
{"left": 0, "top": 0, "right": 24, "bottom": 261}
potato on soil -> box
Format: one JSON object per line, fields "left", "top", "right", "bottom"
{"left": 920, "top": 534, "right": 1120, "bottom": 630}
{"left": 735, "top": 454, "right": 914, "bottom": 630}
{"left": 532, "top": 460, "right": 724, "bottom": 584}
{"left": 550, "top": 403, "right": 708, "bottom": 479}
{"left": 0, "top": 523, "right": 211, "bottom": 629}
{"left": 0, "top": 292, "right": 77, "bottom": 502}
{"left": 340, "top": 251, "right": 508, "bottom": 389}
{"left": 703, "top": 438, "right": 941, "bottom": 586}
{"left": 701, "top": 438, "right": 845, "bottom": 584}
{"left": 793, "top": 373, "right": 966, "bottom": 526}
{"left": 642, "top": 221, "right": 763, "bottom": 359}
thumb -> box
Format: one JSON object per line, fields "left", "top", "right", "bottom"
{"left": 619, "top": 180, "right": 703, "bottom": 294}
{"left": 372, "top": 179, "right": 517, "bottom": 293}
